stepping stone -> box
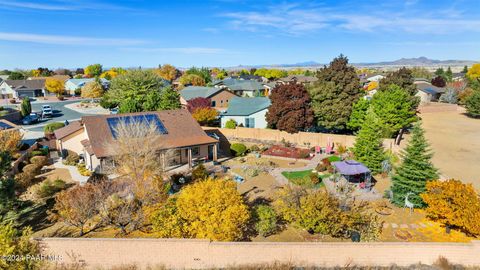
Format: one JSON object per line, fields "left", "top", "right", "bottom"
{"left": 383, "top": 223, "right": 390, "bottom": 229}
{"left": 400, "top": 224, "right": 409, "bottom": 229}
{"left": 410, "top": 224, "right": 419, "bottom": 229}
{"left": 391, "top": 223, "right": 398, "bottom": 228}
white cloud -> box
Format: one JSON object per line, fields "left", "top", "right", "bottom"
{"left": 220, "top": 3, "right": 480, "bottom": 35}
{"left": 0, "top": 0, "right": 136, "bottom": 12}
{"left": 123, "top": 47, "right": 230, "bottom": 54}
{"left": 0, "top": 32, "right": 145, "bottom": 46}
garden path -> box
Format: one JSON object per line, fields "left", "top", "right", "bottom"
{"left": 52, "top": 158, "right": 89, "bottom": 185}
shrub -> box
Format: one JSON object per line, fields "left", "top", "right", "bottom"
{"left": 336, "top": 143, "right": 347, "bottom": 155}
{"left": 74, "top": 88, "right": 81, "bottom": 96}
{"left": 230, "top": 143, "right": 247, "bottom": 157}
{"left": 44, "top": 122, "right": 65, "bottom": 134}
{"left": 63, "top": 150, "right": 79, "bottom": 166}
{"left": 316, "top": 163, "right": 327, "bottom": 172}
{"left": 309, "top": 172, "right": 320, "bottom": 185}
{"left": 9, "top": 98, "right": 16, "bottom": 104}
{"left": 19, "top": 143, "right": 30, "bottom": 151}
{"left": 299, "top": 151, "right": 310, "bottom": 159}
{"left": 30, "top": 156, "right": 48, "bottom": 167}
{"left": 254, "top": 205, "right": 278, "bottom": 237}
{"left": 57, "top": 95, "right": 65, "bottom": 101}
{"left": 76, "top": 163, "right": 92, "bottom": 176}
{"left": 249, "top": 144, "right": 260, "bottom": 152}
{"left": 22, "top": 163, "right": 40, "bottom": 175}
{"left": 225, "top": 119, "right": 237, "bottom": 129}
{"left": 33, "top": 178, "right": 66, "bottom": 199}
{"left": 191, "top": 164, "right": 208, "bottom": 181}
{"left": 30, "top": 150, "right": 46, "bottom": 157}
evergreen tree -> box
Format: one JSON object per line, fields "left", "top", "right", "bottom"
{"left": 390, "top": 122, "right": 438, "bottom": 208}
{"left": 266, "top": 82, "right": 314, "bottom": 134}
{"left": 352, "top": 109, "right": 385, "bottom": 174}
{"left": 462, "top": 65, "right": 468, "bottom": 74}
{"left": 379, "top": 67, "right": 417, "bottom": 96}
{"left": 347, "top": 98, "right": 370, "bottom": 133}
{"left": 445, "top": 66, "right": 453, "bottom": 82}
{"left": 371, "top": 85, "right": 417, "bottom": 138}
{"left": 20, "top": 97, "right": 31, "bottom": 117}
{"left": 308, "top": 55, "right": 361, "bottom": 131}
{"left": 465, "top": 90, "right": 480, "bottom": 118}
{"left": 159, "top": 86, "right": 181, "bottom": 110}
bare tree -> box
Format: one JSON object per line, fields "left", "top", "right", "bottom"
{"left": 104, "top": 118, "right": 172, "bottom": 206}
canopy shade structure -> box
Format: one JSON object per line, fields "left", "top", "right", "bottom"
{"left": 332, "top": 160, "right": 370, "bottom": 176}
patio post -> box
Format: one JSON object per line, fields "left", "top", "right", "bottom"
{"left": 213, "top": 144, "right": 218, "bottom": 162}
{"left": 187, "top": 147, "right": 192, "bottom": 168}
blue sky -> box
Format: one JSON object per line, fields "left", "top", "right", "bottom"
{"left": 0, "top": 0, "right": 479, "bottom": 69}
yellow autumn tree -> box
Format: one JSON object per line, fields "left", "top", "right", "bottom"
{"left": 100, "top": 67, "right": 126, "bottom": 80}
{"left": 367, "top": 81, "right": 378, "bottom": 91}
{"left": 0, "top": 130, "right": 23, "bottom": 154}
{"left": 421, "top": 179, "right": 480, "bottom": 236}
{"left": 155, "top": 64, "right": 179, "bottom": 82}
{"left": 45, "top": 77, "right": 65, "bottom": 96}
{"left": 466, "top": 63, "right": 480, "bottom": 81}
{"left": 0, "top": 223, "right": 39, "bottom": 270}
{"left": 179, "top": 74, "right": 205, "bottom": 86}
{"left": 151, "top": 178, "right": 250, "bottom": 241}
{"left": 191, "top": 107, "right": 218, "bottom": 126}
{"left": 81, "top": 81, "right": 104, "bottom": 99}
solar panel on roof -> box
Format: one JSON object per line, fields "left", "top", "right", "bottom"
{"left": 106, "top": 114, "right": 168, "bottom": 138}
{"left": 0, "top": 122, "right": 13, "bottom": 130}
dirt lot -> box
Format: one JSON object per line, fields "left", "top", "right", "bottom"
{"left": 420, "top": 106, "right": 480, "bottom": 190}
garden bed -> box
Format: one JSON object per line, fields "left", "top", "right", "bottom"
{"left": 262, "top": 145, "right": 313, "bottom": 160}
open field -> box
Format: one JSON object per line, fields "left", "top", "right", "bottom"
{"left": 420, "top": 106, "right": 480, "bottom": 190}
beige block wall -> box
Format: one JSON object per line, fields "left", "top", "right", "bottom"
{"left": 38, "top": 238, "right": 480, "bottom": 269}
{"left": 60, "top": 129, "right": 87, "bottom": 154}
{"left": 205, "top": 127, "right": 398, "bottom": 151}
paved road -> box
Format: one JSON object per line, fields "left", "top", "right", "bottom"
{"left": 5, "top": 99, "right": 99, "bottom": 132}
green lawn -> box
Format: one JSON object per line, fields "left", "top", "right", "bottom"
{"left": 281, "top": 170, "right": 327, "bottom": 188}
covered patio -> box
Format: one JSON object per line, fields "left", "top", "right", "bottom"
{"left": 332, "top": 160, "right": 372, "bottom": 189}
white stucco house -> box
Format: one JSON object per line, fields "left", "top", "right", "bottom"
{"left": 220, "top": 97, "right": 271, "bottom": 129}
{"left": 64, "top": 78, "right": 109, "bottom": 95}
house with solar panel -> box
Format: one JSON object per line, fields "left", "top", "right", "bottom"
{"left": 179, "top": 86, "right": 236, "bottom": 110}
{"left": 54, "top": 110, "right": 219, "bottom": 173}
{"left": 414, "top": 82, "right": 446, "bottom": 103}
{"left": 220, "top": 97, "right": 271, "bottom": 129}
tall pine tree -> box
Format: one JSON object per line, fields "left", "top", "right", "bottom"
{"left": 308, "top": 55, "right": 361, "bottom": 131}
{"left": 390, "top": 122, "right": 438, "bottom": 208}
{"left": 352, "top": 109, "right": 385, "bottom": 174}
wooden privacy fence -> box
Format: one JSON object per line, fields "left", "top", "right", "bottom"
{"left": 38, "top": 238, "right": 480, "bottom": 269}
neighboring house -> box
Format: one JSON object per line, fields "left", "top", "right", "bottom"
{"left": 278, "top": 75, "right": 318, "bottom": 85}
{"left": 415, "top": 82, "right": 445, "bottom": 103}
{"left": 220, "top": 97, "right": 271, "bottom": 129}
{"left": 64, "top": 78, "right": 109, "bottom": 95}
{"left": 0, "top": 119, "right": 19, "bottom": 131}
{"left": 54, "top": 110, "right": 219, "bottom": 172}
{"left": 452, "top": 73, "right": 465, "bottom": 81}
{"left": 366, "top": 74, "right": 385, "bottom": 82}
{"left": 0, "top": 79, "right": 46, "bottom": 99}
{"left": 216, "top": 79, "right": 268, "bottom": 97}
{"left": 28, "top": 75, "right": 71, "bottom": 81}
{"left": 179, "top": 86, "right": 236, "bottom": 110}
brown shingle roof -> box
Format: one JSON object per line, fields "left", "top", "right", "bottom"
{"left": 29, "top": 75, "right": 70, "bottom": 81}
{"left": 5, "top": 79, "right": 45, "bottom": 90}
{"left": 82, "top": 109, "right": 218, "bottom": 158}
{"left": 54, "top": 121, "right": 83, "bottom": 140}
{"left": 279, "top": 75, "right": 318, "bottom": 83}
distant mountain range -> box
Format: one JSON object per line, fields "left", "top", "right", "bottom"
{"left": 234, "top": 57, "right": 476, "bottom": 69}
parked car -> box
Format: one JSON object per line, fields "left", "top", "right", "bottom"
{"left": 42, "top": 105, "right": 53, "bottom": 118}
{"left": 22, "top": 113, "right": 40, "bottom": 125}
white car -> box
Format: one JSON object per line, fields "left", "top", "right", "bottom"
{"left": 42, "top": 105, "right": 53, "bottom": 118}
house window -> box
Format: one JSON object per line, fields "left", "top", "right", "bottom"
{"left": 212, "top": 100, "right": 216, "bottom": 107}
{"left": 192, "top": 146, "right": 200, "bottom": 157}
{"left": 245, "top": 117, "right": 255, "bottom": 128}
